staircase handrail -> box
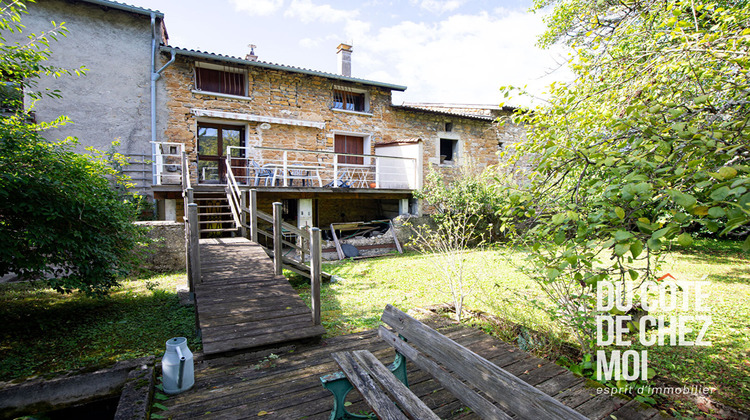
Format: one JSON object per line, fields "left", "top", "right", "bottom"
{"left": 224, "top": 155, "right": 243, "bottom": 230}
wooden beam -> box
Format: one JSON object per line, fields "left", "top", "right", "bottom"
{"left": 330, "top": 224, "right": 345, "bottom": 260}
{"left": 250, "top": 190, "right": 258, "bottom": 243}
{"left": 272, "top": 202, "right": 283, "bottom": 276}
{"left": 310, "top": 227, "right": 322, "bottom": 326}
{"left": 389, "top": 220, "right": 403, "bottom": 254}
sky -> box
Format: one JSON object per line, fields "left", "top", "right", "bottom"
{"left": 131, "top": 0, "right": 572, "bottom": 106}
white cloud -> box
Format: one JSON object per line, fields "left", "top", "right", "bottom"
{"left": 230, "top": 0, "right": 285, "bottom": 16}
{"left": 413, "top": 0, "right": 465, "bottom": 14}
{"left": 299, "top": 38, "right": 321, "bottom": 48}
{"left": 355, "top": 10, "right": 572, "bottom": 106}
{"left": 284, "top": 0, "right": 360, "bottom": 23}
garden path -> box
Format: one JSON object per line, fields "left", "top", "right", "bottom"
{"left": 196, "top": 237, "right": 325, "bottom": 356}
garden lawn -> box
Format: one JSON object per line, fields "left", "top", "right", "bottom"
{"left": 293, "top": 239, "right": 750, "bottom": 413}
{"left": 0, "top": 272, "right": 198, "bottom": 381}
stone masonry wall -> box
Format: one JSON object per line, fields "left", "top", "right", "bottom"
{"left": 135, "top": 221, "right": 186, "bottom": 272}
{"left": 159, "top": 53, "right": 522, "bottom": 188}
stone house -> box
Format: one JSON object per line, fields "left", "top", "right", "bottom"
{"left": 153, "top": 45, "right": 521, "bottom": 236}
{"left": 9, "top": 0, "right": 524, "bottom": 239}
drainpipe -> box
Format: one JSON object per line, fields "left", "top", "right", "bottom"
{"left": 150, "top": 13, "right": 175, "bottom": 185}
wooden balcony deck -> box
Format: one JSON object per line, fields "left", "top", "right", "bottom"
{"left": 196, "top": 237, "right": 325, "bottom": 356}
{"left": 161, "top": 311, "right": 668, "bottom": 419}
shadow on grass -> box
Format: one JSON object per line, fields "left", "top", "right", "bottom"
{"left": 0, "top": 280, "right": 198, "bottom": 381}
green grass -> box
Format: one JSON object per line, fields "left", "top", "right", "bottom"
{"left": 293, "top": 240, "right": 750, "bottom": 413}
{"left": 0, "top": 272, "right": 199, "bottom": 381}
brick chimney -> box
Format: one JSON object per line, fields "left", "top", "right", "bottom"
{"left": 337, "top": 43, "right": 352, "bottom": 77}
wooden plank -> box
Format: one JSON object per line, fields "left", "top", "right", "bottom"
{"left": 609, "top": 399, "right": 661, "bottom": 420}
{"left": 389, "top": 220, "right": 403, "bottom": 254}
{"left": 331, "top": 351, "right": 409, "bottom": 420}
{"left": 200, "top": 315, "right": 316, "bottom": 341}
{"left": 273, "top": 202, "right": 283, "bottom": 275}
{"left": 575, "top": 392, "right": 628, "bottom": 419}
{"left": 379, "top": 327, "right": 512, "bottom": 420}
{"left": 330, "top": 223, "right": 345, "bottom": 260}
{"left": 381, "top": 304, "right": 587, "bottom": 420}
{"left": 203, "top": 325, "right": 325, "bottom": 355}
{"left": 310, "top": 227, "right": 322, "bottom": 325}
{"left": 353, "top": 350, "right": 441, "bottom": 420}
{"left": 256, "top": 209, "right": 273, "bottom": 223}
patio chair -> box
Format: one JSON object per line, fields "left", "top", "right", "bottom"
{"left": 324, "top": 172, "right": 352, "bottom": 188}
{"left": 288, "top": 164, "right": 315, "bottom": 187}
{"left": 252, "top": 160, "right": 275, "bottom": 186}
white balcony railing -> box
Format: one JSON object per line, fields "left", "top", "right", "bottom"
{"left": 151, "top": 141, "right": 185, "bottom": 186}
{"left": 225, "top": 146, "right": 418, "bottom": 190}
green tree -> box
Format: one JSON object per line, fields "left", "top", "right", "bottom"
{"left": 499, "top": 0, "right": 750, "bottom": 354}
{"left": 0, "top": 1, "right": 145, "bottom": 296}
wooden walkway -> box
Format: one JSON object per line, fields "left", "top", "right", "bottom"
{"left": 162, "top": 312, "right": 668, "bottom": 419}
{"left": 196, "top": 237, "right": 325, "bottom": 356}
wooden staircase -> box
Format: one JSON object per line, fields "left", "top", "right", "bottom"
{"left": 193, "top": 186, "right": 239, "bottom": 238}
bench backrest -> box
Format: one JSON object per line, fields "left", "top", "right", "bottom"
{"left": 380, "top": 304, "right": 587, "bottom": 420}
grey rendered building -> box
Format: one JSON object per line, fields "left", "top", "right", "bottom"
{"left": 7, "top": 0, "right": 169, "bottom": 196}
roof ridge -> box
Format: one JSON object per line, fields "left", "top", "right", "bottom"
{"left": 163, "top": 45, "right": 407, "bottom": 92}
{"left": 78, "top": 0, "right": 163, "bottom": 17}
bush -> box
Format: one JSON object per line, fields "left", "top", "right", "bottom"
{"left": 0, "top": 126, "right": 147, "bottom": 296}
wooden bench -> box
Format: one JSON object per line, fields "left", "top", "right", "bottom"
{"left": 321, "top": 304, "right": 587, "bottom": 420}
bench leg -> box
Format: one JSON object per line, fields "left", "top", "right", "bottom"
{"left": 321, "top": 350, "right": 408, "bottom": 420}
{"left": 320, "top": 372, "right": 374, "bottom": 420}
{"left": 391, "top": 351, "right": 408, "bottom": 388}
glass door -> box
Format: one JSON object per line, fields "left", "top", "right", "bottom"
{"left": 197, "top": 123, "right": 245, "bottom": 183}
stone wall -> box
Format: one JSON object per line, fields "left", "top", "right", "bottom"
{"left": 136, "top": 221, "right": 186, "bottom": 272}
{"left": 159, "top": 53, "right": 520, "bottom": 189}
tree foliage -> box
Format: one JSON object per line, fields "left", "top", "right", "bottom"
{"left": 0, "top": 1, "right": 145, "bottom": 296}
{"left": 499, "top": 0, "right": 750, "bottom": 353}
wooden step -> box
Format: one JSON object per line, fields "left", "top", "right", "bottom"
{"left": 201, "top": 324, "right": 326, "bottom": 356}
{"left": 200, "top": 228, "right": 239, "bottom": 233}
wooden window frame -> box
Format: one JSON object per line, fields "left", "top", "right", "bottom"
{"left": 197, "top": 122, "right": 246, "bottom": 183}
{"left": 334, "top": 134, "right": 366, "bottom": 165}
{"left": 332, "top": 88, "right": 368, "bottom": 113}
{"left": 195, "top": 64, "right": 246, "bottom": 97}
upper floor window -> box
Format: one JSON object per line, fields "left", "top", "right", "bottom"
{"left": 333, "top": 89, "right": 366, "bottom": 112}
{"left": 440, "top": 138, "right": 458, "bottom": 164}
{"left": 195, "top": 66, "right": 245, "bottom": 96}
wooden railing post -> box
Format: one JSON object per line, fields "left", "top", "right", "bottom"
{"left": 273, "top": 202, "right": 283, "bottom": 276}
{"left": 310, "top": 227, "right": 322, "bottom": 325}
{"left": 333, "top": 156, "right": 338, "bottom": 186}
{"left": 375, "top": 156, "right": 380, "bottom": 189}
{"left": 239, "top": 190, "right": 247, "bottom": 238}
{"left": 184, "top": 215, "right": 192, "bottom": 292}
{"left": 188, "top": 203, "right": 201, "bottom": 285}
{"left": 250, "top": 189, "right": 258, "bottom": 243}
